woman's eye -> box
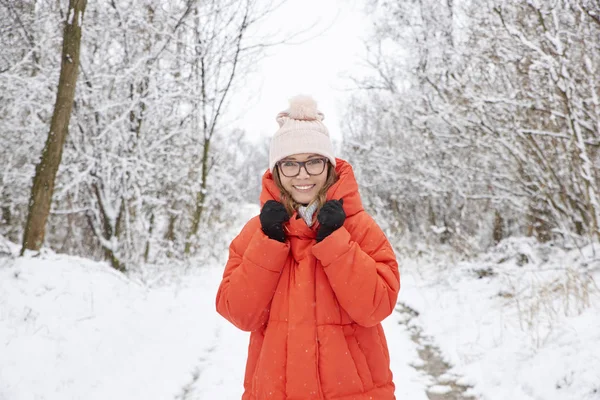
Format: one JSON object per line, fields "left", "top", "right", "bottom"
{"left": 307, "top": 159, "right": 322, "bottom": 166}
{"left": 282, "top": 161, "right": 296, "bottom": 167}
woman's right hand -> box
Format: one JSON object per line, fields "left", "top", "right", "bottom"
{"left": 259, "top": 200, "right": 290, "bottom": 243}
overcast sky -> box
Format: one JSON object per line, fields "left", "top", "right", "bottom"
{"left": 229, "top": 0, "right": 369, "bottom": 143}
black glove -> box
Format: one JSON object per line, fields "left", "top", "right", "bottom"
{"left": 260, "top": 200, "right": 290, "bottom": 243}
{"left": 316, "top": 199, "right": 346, "bottom": 242}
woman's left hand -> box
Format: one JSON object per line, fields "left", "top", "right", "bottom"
{"left": 316, "top": 199, "right": 346, "bottom": 242}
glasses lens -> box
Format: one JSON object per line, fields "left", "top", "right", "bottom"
{"left": 306, "top": 159, "right": 326, "bottom": 175}
{"left": 279, "top": 161, "right": 300, "bottom": 177}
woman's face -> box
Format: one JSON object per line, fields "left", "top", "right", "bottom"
{"left": 277, "top": 153, "right": 328, "bottom": 205}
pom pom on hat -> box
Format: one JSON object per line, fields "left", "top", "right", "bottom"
{"left": 269, "top": 95, "right": 335, "bottom": 172}
{"left": 286, "top": 95, "right": 323, "bottom": 121}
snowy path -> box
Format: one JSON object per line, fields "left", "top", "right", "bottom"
{"left": 180, "top": 307, "right": 249, "bottom": 398}
{"left": 396, "top": 303, "right": 476, "bottom": 400}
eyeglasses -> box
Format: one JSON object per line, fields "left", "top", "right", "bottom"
{"left": 277, "top": 158, "right": 328, "bottom": 177}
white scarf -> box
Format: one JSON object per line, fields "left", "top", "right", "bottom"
{"left": 297, "top": 202, "right": 318, "bottom": 227}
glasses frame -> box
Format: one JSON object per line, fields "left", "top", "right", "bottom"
{"left": 276, "top": 157, "right": 328, "bottom": 178}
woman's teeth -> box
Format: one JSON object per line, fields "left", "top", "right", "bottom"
{"left": 294, "top": 185, "right": 315, "bottom": 191}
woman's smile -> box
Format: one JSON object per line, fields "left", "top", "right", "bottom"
{"left": 292, "top": 184, "right": 315, "bottom": 192}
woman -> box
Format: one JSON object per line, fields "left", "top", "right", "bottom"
{"left": 216, "top": 95, "right": 400, "bottom": 399}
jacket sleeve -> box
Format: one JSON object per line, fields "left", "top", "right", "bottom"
{"left": 216, "top": 216, "right": 290, "bottom": 332}
{"left": 311, "top": 213, "right": 400, "bottom": 327}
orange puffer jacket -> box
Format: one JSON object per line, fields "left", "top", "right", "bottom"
{"left": 216, "top": 159, "right": 400, "bottom": 400}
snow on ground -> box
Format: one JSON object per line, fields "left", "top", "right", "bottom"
{"left": 1, "top": 217, "right": 599, "bottom": 399}
{"left": 0, "top": 251, "right": 226, "bottom": 400}
{"left": 398, "top": 238, "right": 600, "bottom": 400}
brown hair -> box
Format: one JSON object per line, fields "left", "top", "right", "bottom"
{"left": 273, "top": 162, "right": 338, "bottom": 219}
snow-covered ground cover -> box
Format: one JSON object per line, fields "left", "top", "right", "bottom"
{"left": 0, "top": 242, "right": 227, "bottom": 400}
{"left": 399, "top": 238, "right": 600, "bottom": 400}
{"left": 1, "top": 212, "right": 598, "bottom": 399}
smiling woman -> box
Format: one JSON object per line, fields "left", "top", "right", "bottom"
{"left": 216, "top": 95, "right": 400, "bottom": 400}
{"left": 276, "top": 154, "right": 329, "bottom": 203}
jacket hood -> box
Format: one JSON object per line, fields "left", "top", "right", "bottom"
{"left": 259, "top": 158, "right": 364, "bottom": 218}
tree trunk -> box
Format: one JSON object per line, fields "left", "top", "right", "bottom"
{"left": 144, "top": 212, "right": 154, "bottom": 263}
{"left": 165, "top": 213, "right": 177, "bottom": 258}
{"left": 20, "top": 0, "right": 87, "bottom": 255}
{"left": 90, "top": 181, "right": 126, "bottom": 272}
{"left": 493, "top": 209, "right": 504, "bottom": 245}
{"left": 185, "top": 137, "right": 210, "bottom": 255}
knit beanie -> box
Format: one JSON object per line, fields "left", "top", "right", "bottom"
{"left": 269, "top": 95, "right": 336, "bottom": 172}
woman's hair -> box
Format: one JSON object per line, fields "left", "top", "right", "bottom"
{"left": 273, "top": 162, "right": 338, "bottom": 218}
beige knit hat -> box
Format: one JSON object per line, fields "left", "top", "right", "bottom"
{"left": 269, "top": 95, "right": 336, "bottom": 172}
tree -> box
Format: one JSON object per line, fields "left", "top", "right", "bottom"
{"left": 20, "top": 0, "right": 87, "bottom": 254}
{"left": 0, "top": 1, "right": 62, "bottom": 244}
{"left": 58, "top": 0, "right": 287, "bottom": 269}
{"left": 183, "top": 0, "right": 256, "bottom": 254}
{"left": 347, "top": 0, "right": 600, "bottom": 251}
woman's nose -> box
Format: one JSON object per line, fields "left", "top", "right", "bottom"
{"left": 297, "top": 165, "right": 310, "bottom": 178}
